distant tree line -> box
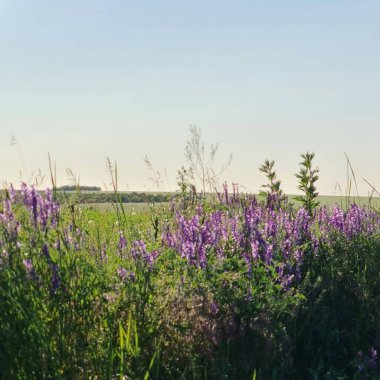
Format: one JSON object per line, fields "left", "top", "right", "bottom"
{"left": 0, "top": 189, "right": 171, "bottom": 204}
{"left": 54, "top": 186, "right": 171, "bottom": 203}
{"left": 61, "top": 191, "right": 171, "bottom": 204}
{"left": 57, "top": 185, "right": 102, "bottom": 192}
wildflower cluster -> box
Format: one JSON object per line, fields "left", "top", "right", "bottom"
{"left": 1, "top": 182, "right": 380, "bottom": 379}
{"left": 164, "top": 186, "right": 380, "bottom": 291}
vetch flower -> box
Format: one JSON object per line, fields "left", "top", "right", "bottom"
{"left": 117, "top": 267, "right": 128, "bottom": 281}
{"left": 50, "top": 264, "right": 60, "bottom": 295}
{"left": 23, "top": 258, "right": 35, "bottom": 279}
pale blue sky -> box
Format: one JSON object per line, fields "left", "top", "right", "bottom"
{"left": 0, "top": 0, "right": 379, "bottom": 194}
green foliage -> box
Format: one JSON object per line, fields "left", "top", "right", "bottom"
{"left": 290, "top": 236, "right": 380, "bottom": 379}
{"left": 295, "top": 152, "right": 320, "bottom": 216}
{"left": 259, "top": 159, "right": 282, "bottom": 195}
{"left": 259, "top": 159, "right": 287, "bottom": 209}
{"left": 153, "top": 245, "right": 300, "bottom": 379}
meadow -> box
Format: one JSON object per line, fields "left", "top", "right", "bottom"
{"left": 1, "top": 155, "right": 380, "bottom": 379}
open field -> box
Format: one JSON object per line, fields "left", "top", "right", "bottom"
{"left": 5, "top": 188, "right": 378, "bottom": 211}
{"left": 292, "top": 194, "right": 380, "bottom": 209}
{"left": 78, "top": 201, "right": 163, "bottom": 213}
{"left": 77, "top": 194, "right": 380, "bottom": 212}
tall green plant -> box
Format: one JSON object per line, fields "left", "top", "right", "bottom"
{"left": 259, "top": 159, "right": 286, "bottom": 209}
{"left": 295, "top": 152, "right": 320, "bottom": 216}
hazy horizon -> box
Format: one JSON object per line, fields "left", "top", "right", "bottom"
{"left": 1, "top": 1, "right": 379, "bottom": 195}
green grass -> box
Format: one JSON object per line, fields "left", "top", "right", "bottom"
{"left": 78, "top": 202, "right": 169, "bottom": 213}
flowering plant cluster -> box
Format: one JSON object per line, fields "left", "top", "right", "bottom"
{"left": 164, "top": 186, "right": 379, "bottom": 291}
{"left": 0, "top": 182, "right": 380, "bottom": 379}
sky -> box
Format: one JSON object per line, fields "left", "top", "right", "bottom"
{"left": 0, "top": 0, "right": 379, "bottom": 195}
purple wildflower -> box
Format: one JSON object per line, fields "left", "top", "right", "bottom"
{"left": 117, "top": 266, "right": 128, "bottom": 281}
{"left": 117, "top": 267, "right": 136, "bottom": 283}
{"left": 251, "top": 240, "right": 259, "bottom": 260}
{"left": 9, "top": 184, "right": 17, "bottom": 203}
{"left": 129, "top": 271, "right": 136, "bottom": 282}
{"left": 118, "top": 233, "right": 127, "bottom": 252}
{"left": 210, "top": 302, "right": 219, "bottom": 315}
{"left": 131, "top": 240, "right": 147, "bottom": 260}
{"left": 43, "top": 243, "right": 51, "bottom": 263}
{"left": 18, "top": 183, "right": 60, "bottom": 230}
{"left": 131, "top": 240, "right": 159, "bottom": 269}
{"left": 330, "top": 206, "right": 345, "bottom": 232}
{"left": 50, "top": 264, "right": 60, "bottom": 294}
{"left": 23, "top": 258, "right": 36, "bottom": 280}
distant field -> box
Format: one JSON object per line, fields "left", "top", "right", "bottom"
{"left": 290, "top": 194, "right": 380, "bottom": 209}
{"left": 2, "top": 189, "right": 378, "bottom": 210}
{"left": 77, "top": 194, "right": 380, "bottom": 212}
{"left": 78, "top": 201, "right": 169, "bottom": 213}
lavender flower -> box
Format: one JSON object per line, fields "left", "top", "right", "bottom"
{"left": 50, "top": 263, "right": 60, "bottom": 294}
{"left": 117, "top": 267, "right": 136, "bottom": 283}
{"left": 43, "top": 243, "right": 51, "bottom": 263}
{"left": 129, "top": 271, "right": 136, "bottom": 282}
{"left": 117, "top": 266, "right": 128, "bottom": 281}
{"left": 210, "top": 302, "right": 219, "bottom": 315}
{"left": 131, "top": 240, "right": 159, "bottom": 269}
{"left": 18, "top": 183, "right": 60, "bottom": 230}
{"left": 23, "top": 258, "right": 35, "bottom": 279}
{"left": 9, "top": 184, "right": 17, "bottom": 203}
{"left": 162, "top": 185, "right": 380, "bottom": 293}
{"left": 118, "top": 233, "right": 127, "bottom": 252}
